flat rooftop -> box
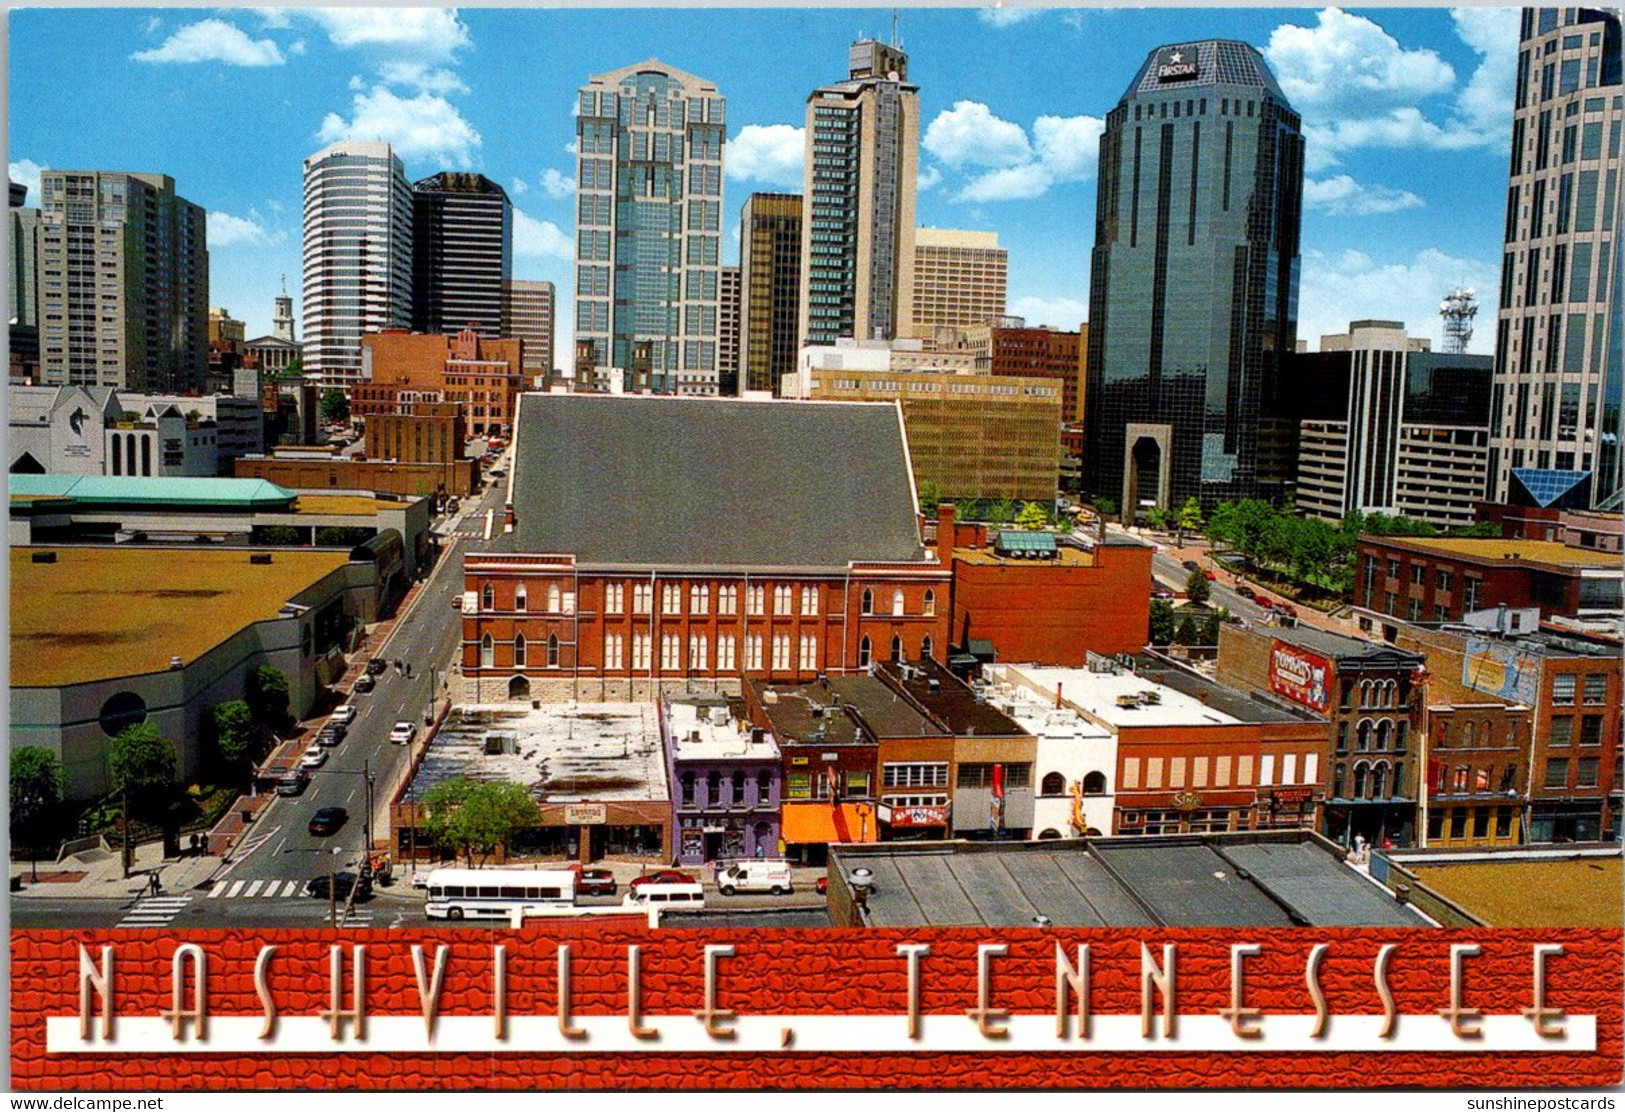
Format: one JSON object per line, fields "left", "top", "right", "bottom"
{"left": 997, "top": 659, "right": 1308, "bottom": 728}
{"left": 290, "top": 493, "right": 412, "bottom": 516}
{"left": 8, "top": 474, "right": 297, "bottom": 509}
{"left": 1375, "top": 535, "right": 1619, "bottom": 570}
{"left": 10, "top": 546, "right": 350, "bottom": 687}
{"left": 1408, "top": 856, "right": 1622, "bottom": 927}
{"left": 877, "top": 658, "right": 1027, "bottom": 737}
{"left": 832, "top": 833, "right": 1430, "bottom": 928}
{"left": 668, "top": 697, "right": 780, "bottom": 762}
{"left": 403, "top": 703, "right": 668, "bottom": 804}
{"left": 954, "top": 545, "right": 1097, "bottom": 567}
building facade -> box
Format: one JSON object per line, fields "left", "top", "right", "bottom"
{"left": 363, "top": 402, "right": 467, "bottom": 465}
{"left": 909, "top": 228, "right": 1007, "bottom": 336}
{"left": 574, "top": 60, "right": 727, "bottom": 395}
{"left": 502, "top": 279, "right": 554, "bottom": 381}
{"left": 356, "top": 328, "right": 526, "bottom": 436}
{"left": 799, "top": 40, "right": 918, "bottom": 348}
{"left": 1491, "top": 7, "right": 1623, "bottom": 511}
{"left": 717, "top": 265, "right": 741, "bottom": 396}
{"left": 739, "top": 192, "right": 803, "bottom": 396}
{"left": 665, "top": 695, "right": 782, "bottom": 864}
{"left": 983, "top": 322, "right": 1086, "bottom": 423}
{"left": 36, "top": 170, "right": 208, "bottom": 393}
{"left": 302, "top": 141, "right": 414, "bottom": 389}
{"left": 1085, "top": 41, "right": 1304, "bottom": 515}
{"left": 8, "top": 186, "right": 42, "bottom": 382}
{"left": 411, "top": 172, "right": 512, "bottom": 339}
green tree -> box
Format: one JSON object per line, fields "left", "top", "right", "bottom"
{"left": 1176, "top": 497, "right": 1204, "bottom": 546}
{"left": 247, "top": 665, "right": 292, "bottom": 728}
{"left": 253, "top": 525, "right": 307, "bottom": 546}
{"left": 1148, "top": 598, "right": 1176, "bottom": 645}
{"left": 1015, "top": 501, "right": 1050, "bottom": 531}
{"left": 1185, "top": 566, "right": 1211, "bottom": 605}
{"left": 988, "top": 497, "right": 1017, "bottom": 525}
{"left": 107, "top": 723, "right": 180, "bottom": 830}
{"left": 1174, "top": 614, "right": 1200, "bottom": 646}
{"left": 423, "top": 778, "right": 542, "bottom": 867}
{"left": 1202, "top": 613, "right": 1223, "bottom": 645}
{"left": 1144, "top": 504, "right": 1171, "bottom": 532}
{"left": 319, "top": 388, "right": 350, "bottom": 422}
{"left": 1206, "top": 500, "right": 1239, "bottom": 549}
{"left": 1231, "top": 499, "right": 1276, "bottom": 565}
{"left": 10, "top": 746, "right": 62, "bottom": 880}
{"left": 211, "top": 701, "right": 257, "bottom": 771}
{"left": 1094, "top": 497, "right": 1118, "bottom": 519}
{"left": 918, "top": 479, "right": 941, "bottom": 513}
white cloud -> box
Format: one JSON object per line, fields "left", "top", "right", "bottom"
{"left": 513, "top": 210, "right": 572, "bottom": 260}
{"left": 347, "top": 75, "right": 365, "bottom": 91}
{"left": 1299, "top": 246, "right": 1498, "bottom": 354}
{"left": 725, "top": 123, "right": 804, "bottom": 188}
{"left": 509, "top": 177, "right": 529, "bottom": 196}
{"left": 1450, "top": 6, "right": 1520, "bottom": 133}
{"left": 132, "top": 19, "right": 286, "bottom": 66}
{"left": 253, "top": 9, "right": 294, "bottom": 30}
{"left": 1304, "top": 174, "right": 1424, "bottom": 216}
{"left": 144, "top": 16, "right": 162, "bottom": 35}
{"left": 565, "top": 139, "right": 579, "bottom": 156}
{"left": 207, "top": 209, "right": 278, "bottom": 247}
{"left": 8, "top": 159, "right": 45, "bottom": 201}
{"left": 978, "top": 7, "right": 1043, "bottom": 27}
{"left": 1009, "top": 295, "right": 1088, "bottom": 331}
{"left": 316, "top": 87, "right": 481, "bottom": 166}
{"left": 956, "top": 163, "right": 1052, "bottom": 203}
{"left": 917, "top": 164, "right": 942, "bottom": 192}
{"left": 1265, "top": 9, "right": 1454, "bottom": 113}
{"left": 376, "top": 61, "right": 468, "bottom": 95}
{"left": 538, "top": 168, "right": 575, "bottom": 198}
{"left": 288, "top": 39, "right": 306, "bottom": 56}
{"left": 303, "top": 8, "right": 470, "bottom": 61}
{"left": 924, "top": 101, "right": 1031, "bottom": 169}
{"left": 1031, "top": 114, "right": 1104, "bottom": 181}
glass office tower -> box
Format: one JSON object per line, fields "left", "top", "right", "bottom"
{"left": 1085, "top": 41, "right": 1304, "bottom": 516}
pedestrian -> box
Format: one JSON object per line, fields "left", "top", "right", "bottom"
{"left": 406, "top": 662, "right": 413, "bottom": 678}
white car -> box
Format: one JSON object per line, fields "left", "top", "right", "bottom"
{"left": 299, "top": 745, "right": 328, "bottom": 769}
{"left": 330, "top": 705, "right": 357, "bottom": 726}
{"left": 389, "top": 721, "right": 418, "bottom": 746}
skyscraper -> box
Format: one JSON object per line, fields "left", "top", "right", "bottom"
{"left": 411, "top": 172, "right": 513, "bottom": 339}
{"left": 302, "top": 140, "right": 413, "bottom": 389}
{"left": 1085, "top": 41, "right": 1304, "bottom": 516}
{"left": 35, "top": 170, "right": 209, "bottom": 392}
{"left": 717, "top": 265, "right": 741, "bottom": 395}
{"left": 574, "top": 59, "right": 727, "bottom": 395}
{"left": 1491, "top": 7, "right": 1622, "bottom": 511}
{"left": 739, "top": 192, "right": 803, "bottom": 395}
{"left": 8, "top": 179, "right": 42, "bottom": 376}
{"left": 799, "top": 39, "right": 918, "bottom": 348}
{"left": 910, "top": 227, "right": 1007, "bottom": 336}
{"left": 502, "top": 279, "right": 556, "bottom": 382}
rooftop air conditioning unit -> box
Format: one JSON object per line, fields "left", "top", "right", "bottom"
{"left": 1115, "top": 693, "right": 1142, "bottom": 709}
{"left": 1141, "top": 690, "right": 1162, "bottom": 705}
{"left": 249, "top": 553, "right": 272, "bottom": 565}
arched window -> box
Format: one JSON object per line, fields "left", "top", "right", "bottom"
{"left": 1376, "top": 720, "right": 1392, "bottom": 750}
{"left": 480, "top": 633, "right": 493, "bottom": 668}
{"left": 858, "top": 636, "right": 872, "bottom": 667}
{"left": 1359, "top": 680, "right": 1372, "bottom": 706}
{"left": 1333, "top": 763, "right": 1346, "bottom": 798}
{"left": 890, "top": 635, "right": 903, "bottom": 662}
{"left": 1082, "top": 770, "right": 1107, "bottom": 795}
{"left": 1356, "top": 720, "right": 1372, "bottom": 751}
{"left": 1371, "top": 762, "right": 1389, "bottom": 798}
{"left": 860, "top": 588, "right": 874, "bottom": 615}
{"left": 507, "top": 674, "right": 530, "bottom": 700}
{"left": 921, "top": 635, "right": 934, "bottom": 660}
{"left": 1392, "top": 762, "right": 1404, "bottom": 795}
{"left": 514, "top": 585, "right": 528, "bottom": 612}
{"left": 1352, "top": 762, "right": 1368, "bottom": 799}
{"left": 546, "top": 633, "right": 560, "bottom": 667}
{"left": 1041, "top": 771, "right": 1067, "bottom": 795}
{"left": 892, "top": 589, "right": 905, "bottom": 616}
{"left": 481, "top": 583, "right": 494, "bottom": 609}
{"left": 111, "top": 439, "right": 122, "bottom": 475}
{"left": 1037, "top": 829, "right": 1063, "bottom": 840}
{"left": 547, "top": 583, "right": 561, "bottom": 612}
{"left": 923, "top": 589, "right": 936, "bottom": 617}
{"left": 1461, "top": 720, "right": 1474, "bottom": 745}
{"left": 513, "top": 633, "right": 527, "bottom": 667}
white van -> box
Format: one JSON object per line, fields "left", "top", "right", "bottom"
{"left": 625, "top": 882, "right": 706, "bottom": 909}
{"left": 715, "top": 859, "right": 793, "bottom": 896}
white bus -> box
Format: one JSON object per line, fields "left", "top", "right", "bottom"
{"left": 424, "top": 868, "right": 578, "bottom": 921}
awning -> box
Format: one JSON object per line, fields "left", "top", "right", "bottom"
{"left": 781, "top": 802, "right": 881, "bottom": 845}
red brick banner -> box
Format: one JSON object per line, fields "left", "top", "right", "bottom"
{"left": 12, "top": 924, "right": 1622, "bottom": 1090}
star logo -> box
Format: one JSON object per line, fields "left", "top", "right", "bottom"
{"left": 1169, "top": 50, "right": 1184, "bottom": 63}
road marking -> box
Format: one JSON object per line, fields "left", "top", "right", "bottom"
{"left": 118, "top": 896, "right": 193, "bottom": 928}
{"left": 206, "top": 883, "right": 225, "bottom": 898}
{"left": 243, "top": 880, "right": 263, "bottom": 897}
{"left": 279, "top": 880, "right": 302, "bottom": 897}
{"left": 274, "top": 836, "right": 288, "bottom": 855}
{"left": 225, "top": 880, "right": 246, "bottom": 899}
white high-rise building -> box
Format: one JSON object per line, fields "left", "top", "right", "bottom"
{"left": 573, "top": 60, "right": 726, "bottom": 395}
{"left": 301, "top": 140, "right": 413, "bottom": 389}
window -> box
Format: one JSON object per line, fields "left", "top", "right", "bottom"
{"left": 1579, "top": 716, "right": 1603, "bottom": 746}
{"left": 1410, "top": 564, "right": 1426, "bottom": 586}
{"left": 800, "top": 586, "right": 818, "bottom": 616}
{"left": 860, "top": 588, "right": 874, "bottom": 615}
{"left": 1495, "top": 807, "right": 1512, "bottom": 838}
{"left": 717, "top": 584, "right": 737, "bottom": 615}
{"left": 892, "top": 589, "right": 905, "bottom": 617}
{"left": 1550, "top": 716, "right": 1574, "bottom": 746}
{"left": 771, "top": 634, "right": 790, "bottom": 671}
{"left": 858, "top": 635, "right": 872, "bottom": 667}
{"left": 745, "top": 634, "right": 763, "bottom": 671}
{"left": 689, "top": 634, "right": 708, "bottom": 672}
{"left": 890, "top": 635, "right": 903, "bottom": 662}
{"left": 633, "top": 582, "right": 652, "bottom": 614}
{"left": 632, "top": 632, "right": 651, "bottom": 671}
{"left": 1040, "top": 772, "right": 1067, "bottom": 795}
{"left": 605, "top": 583, "right": 624, "bottom": 614}
{"left": 512, "top": 634, "right": 528, "bottom": 668}
{"left": 515, "top": 585, "right": 529, "bottom": 612}
{"left": 680, "top": 772, "right": 695, "bottom": 807}
{"left": 604, "top": 632, "right": 624, "bottom": 671}
{"left": 1082, "top": 770, "right": 1107, "bottom": 794}
{"left": 546, "top": 583, "right": 561, "bottom": 613}
{"left": 481, "top": 584, "right": 494, "bottom": 610}
{"left": 1582, "top": 675, "right": 1608, "bottom": 704}
{"left": 1577, "top": 757, "right": 1599, "bottom": 787}
{"left": 661, "top": 633, "right": 681, "bottom": 671}
{"left": 1387, "top": 559, "right": 1401, "bottom": 579}
{"left": 707, "top": 772, "right": 721, "bottom": 806}
{"left": 757, "top": 770, "right": 772, "bottom": 804}
{"left": 923, "top": 589, "right": 936, "bottom": 617}
{"left": 773, "top": 584, "right": 792, "bottom": 614}
{"left": 690, "top": 584, "right": 709, "bottom": 615}
{"left": 1450, "top": 810, "right": 1467, "bottom": 840}
{"left": 717, "top": 634, "right": 736, "bottom": 671}
{"left": 921, "top": 635, "right": 934, "bottom": 660}
{"left": 799, "top": 633, "right": 817, "bottom": 670}
{"left": 480, "top": 633, "right": 493, "bottom": 668}
{"left": 732, "top": 771, "right": 746, "bottom": 805}
{"left": 662, "top": 583, "right": 681, "bottom": 615}
{"left": 1463, "top": 579, "right": 1481, "bottom": 611}
{"left": 1553, "top": 674, "right": 1577, "bottom": 705}
{"left": 1436, "top": 569, "right": 1453, "bottom": 592}
{"left": 747, "top": 585, "right": 765, "bottom": 615}
{"left": 547, "top": 634, "right": 563, "bottom": 668}
{"left": 1545, "top": 757, "right": 1569, "bottom": 789}
{"left": 884, "top": 763, "right": 949, "bottom": 789}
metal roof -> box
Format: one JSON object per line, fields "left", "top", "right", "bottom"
{"left": 8, "top": 474, "right": 297, "bottom": 509}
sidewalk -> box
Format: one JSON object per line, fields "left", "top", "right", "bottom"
{"left": 12, "top": 838, "right": 223, "bottom": 899}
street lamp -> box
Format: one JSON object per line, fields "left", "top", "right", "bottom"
{"left": 329, "top": 845, "right": 343, "bottom": 928}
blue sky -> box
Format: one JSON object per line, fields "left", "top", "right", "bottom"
{"left": 10, "top": 6, "right": 1521, "bottom": 370}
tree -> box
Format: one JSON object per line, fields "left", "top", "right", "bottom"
{"left": 319, "top": 388, "right": 350, "bottom": 423}
{"left": 211, "top": 701, "right": 257, "bottom": 772}
{"left": 988, "top": 497, "right": 1017, "bottom": 525}
{"left": 1185, "top": 566, "right": 1211, "bottom": 605}
{"left": 422, "top": 778, "right": 542, "bottom": 867}
{"left": 1206, "top": 500, "right": 1240, "bottom": 549}
{"left": 918, "top": 479, "right": 941, "bottom": 513}
{"left": 1144, "top": 504, "right": 1171, "bottom": 532}
{"left": 1202, "top": 613, "right": 1223, "bottom": 646}
{"left": 1231, "top": 499, "right": 1276, "bottom": 565}
{"left": 247, "top": 665, "right": 291, "bottom": 728}
{"left": 1148, "top": 598, "right": 1176, "bottom": 645}
{"left": 1094, "top": 497, "right": 1118, "bottom": 519}
{"left": 10, "top": 747, "right": 62, "bottom": 881}
{"left": 1176, "top": 498, "right": 1204, "bottom": 546}
{"left": 1174, "top": 614, "right": 1200, "bottom": 646}
{"left": 1015, "top": 501, "right": 1050, "bottom": 531}
{"left": 107, "top": 723, "right": 180, "bottom": 839}
{"left": 254, "top": 524, "right": 306, "bottom": 546}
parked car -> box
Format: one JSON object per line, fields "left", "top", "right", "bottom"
{"left": 1278, "top": 603, "right": 1299, "bottom": 620}
{"left": 1236, "top": 585, "right": 1256, "bottom": 601}
{"left": 388, "top": 721, "right": 418, "bottom": 746}
{"left": 330, "top": 705, "right": 357, "bottom": 726}
{"left": 573, "top": 867, "right": 617, "bottom": 897}
{"left": 353, "top": 673, "right": 375, "bottom": 694}
{"left": 306, "top": 871, "right": 371, "bottom": 901}
{"left": 624, "top": 882, "right": 705, "bottom": 909}
{"left": 629, "top": 869, "right": 696, "bottom": 893}
{"left": 1255, "top": 596, "right": 1275, "bottom": 610}
{"left": 1152, "top": 589, "right": 1175, "bottom": 601}
{"left": 716, "top": 860, "right": 793, "bottom": 896}
{"left": 1203, "top": 570, "right": 1217, "bottom": 581}
{"left": 299, "top": 745, "right": 328, "bottom": 769}
{"left": 315, "top": 726, "right": 344, "bottom": 749}
{"left": 308, "top": 806, "right": 349, "bottom": 836}
{"left": 276, "top": 769, "right": 311, "bottom": 796}
{"left": 1182, "top": 559, "right": 1201, "bottom": 572}
{"left": 815, "top": 876, "right": 829, "bottom": 895}
{"left": 366, "top": 658, "right": 388, "bottom": 676}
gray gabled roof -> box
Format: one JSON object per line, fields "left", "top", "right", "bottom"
{"left": 497, "top": 394, "right": 928, "bottom": 570}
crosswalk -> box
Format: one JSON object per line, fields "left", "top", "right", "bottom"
{"left": 207, "top": 878, "right": 308, "bottom": 899}
{"left": 118, "top": 895, "right": 193, "bottom": 928}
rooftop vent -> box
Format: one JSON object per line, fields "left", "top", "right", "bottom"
{"left": 249, "top": 553, "right": 272, "bottom": 565}
{"left": 30, "top": 551, "right": 56, "bottom": 564}
{"left": 168, "top": 656, "right": 183, "bottom": 670}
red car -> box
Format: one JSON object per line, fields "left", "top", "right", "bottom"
{"left": 1278, "top": 603, "right": 1299, "bottom": 620}
{"left": 1255, "top": 596, "right": 1276, "bottom": 611}
{"left": 572, "top": 866, "right": 617, "bottom": 897}
{"left": 815, "top": 876, "right": 829, "bottom": 895}
{"left": 1203, "top": 570, "right": 1217, "bottom": 581}
{"left": 629, "top": 869, "right": 696, "bottom": 892}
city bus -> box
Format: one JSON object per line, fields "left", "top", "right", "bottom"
{"left": 423, "top": 868, "right": 578, "bottom": 920}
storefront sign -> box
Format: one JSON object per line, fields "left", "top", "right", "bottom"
{"left": 1271, "top": 788, "right": 1315, "bottom": 805}
{"left": 1269, "top": 640, "right": 1331, "bottom": 713}
{"left": 889, "top": 804, "right": 949, "bottom": 828}
{"left": 564, "top": 803, "right": 607, "bottom": 825}
{"left": 1171, "top": 791, "right": 1203, "bottom": 812}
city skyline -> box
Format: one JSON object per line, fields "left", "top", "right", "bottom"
{"left": 12, "top": 6, "right": 1521, "bottom": 373}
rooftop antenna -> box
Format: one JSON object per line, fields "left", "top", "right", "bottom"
{"left": 1440, "top": 285, "right": 1478, "bottom": 355}
{"left": 891, "top": 7, "right": 899, "bottom": 48}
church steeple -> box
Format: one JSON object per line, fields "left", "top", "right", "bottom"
{"left": 272, "top": 274, "right": 294, "bottom": 342}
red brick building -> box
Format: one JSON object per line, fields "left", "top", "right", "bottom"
{"left": 986, "top": 323, "right": 1086, "bottom": 422}
{"left": 1355, "top": 533, "right": 1622, "bottom": 623}
{"left": 236, "top": 452, "right": 478, "bottom": 498}
{"left": 356, "top": 328, "right": 525, "bottom": 436}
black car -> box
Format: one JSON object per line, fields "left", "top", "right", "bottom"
{"left": 1181, "top": 559, "right": 1201, "bottom": 572}
{"left": 306, "top": 871, "right": 371, "bottom": 901}
{"left": 308, "top": 806, "right": 349, "bottom": 836}
{"left": 365, "top": 658, "right": 388, "bottom": 676}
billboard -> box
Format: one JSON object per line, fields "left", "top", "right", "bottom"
{"left": 1269, "top": 639, "right": 1332, "bottom": 713}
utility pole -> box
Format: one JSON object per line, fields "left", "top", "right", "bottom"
{"left": 121, "top": 781, "right": 132, "bottom": 879}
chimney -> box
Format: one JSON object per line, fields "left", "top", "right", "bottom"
{"left": 935, "top": 501, "right": 956, "bottom": 565}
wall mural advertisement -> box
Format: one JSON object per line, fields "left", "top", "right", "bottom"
{"left": 1268, "top": 640, "right": 1332, "bottom": 714}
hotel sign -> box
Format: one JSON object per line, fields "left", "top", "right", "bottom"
{"left": 1269, "top": 639, "right": 1332, "bottom": 714}
{"left": 1156, "top": 47, "right": 1199, "bottom": 83}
